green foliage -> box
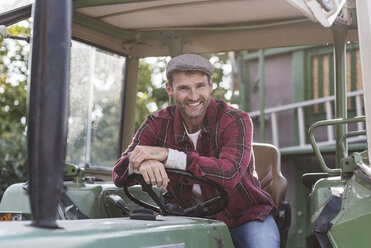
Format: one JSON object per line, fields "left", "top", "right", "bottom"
{"left": 0, "top": 24, "right": 29, "bottom": 200}
{"left": 204, "top": 53, "right": 231, "bottom": 102}
{"left": 135, "top": 59, "right": 168, "bottom": 131}
{"left": 89, "top": 94, "right": 122, "bottom": 167}
{"left": 0, "top": 127, "right": 27, "bottom": 199}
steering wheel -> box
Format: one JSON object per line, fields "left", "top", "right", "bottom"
{"left": 123, "top": 169, "right": 229, "bottom": 217}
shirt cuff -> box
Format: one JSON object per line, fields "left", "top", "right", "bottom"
{"left": 128, "top": 163, "right": 140, "bottom": 175}
{"left": 165, "top": 149, "right": 187, "bottom": 170}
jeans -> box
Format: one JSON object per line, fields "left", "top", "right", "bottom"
{"left": 229, "top": 215, "right": 280, "bottom": 248}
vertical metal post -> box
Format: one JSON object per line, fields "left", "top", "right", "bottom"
{"left": 297, "top": 107, "right": 305, "bottom": 147}
{"left": 121, "top": 58, "right": 139, "bottom": 152}
{"left": 28, "top": 0, "right": 71, "bottom": 228}
{"left": 271, "top": 112, "right": 279, "bottom": 147}
{"left": 237, "top": 54, "right": 251, "bottom": 112}
{"left": 258, "top": 49, "right": 265, "bottom": 142}
{"left": 332, "top": 25, "right": 348, "bottom": 167}
{"left": 355, "top": 0, "right": 371, "bottom": 166}
{"left": 168, "top": 36, "right": 183, "bottom": 104}
{"left": 237, "top": 55, "right": 246, "bottom": 111}
{"left": 325, "top": 101, "right": 334, "bottom": 142}
{"left": 355, "top": 95, "right": 364, "bottom": 131}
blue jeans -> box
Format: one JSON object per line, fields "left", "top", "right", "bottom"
{"left": 229, "top": 215, "right": 280, "bottom": 248}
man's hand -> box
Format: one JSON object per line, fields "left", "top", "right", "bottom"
{"left": 129, "top": 145, "right": 169, "bottom": 170}
{"left": 138, "top": 159, "right": 169, "bottom": 188}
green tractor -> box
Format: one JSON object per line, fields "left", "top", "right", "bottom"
{"left": 0, "top": 0, "right": 370, "bottom": 247}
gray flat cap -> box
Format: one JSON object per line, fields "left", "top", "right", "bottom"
{"left": 166, "top": 54, "right": 214, "bottom": 80}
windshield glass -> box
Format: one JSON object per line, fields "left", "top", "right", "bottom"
{"left": 66, "top": 40, "right": 126, "bottom": 168}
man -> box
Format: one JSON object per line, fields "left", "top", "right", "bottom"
{"left": 113, "top": 54, "right": 279, "bottom": 247}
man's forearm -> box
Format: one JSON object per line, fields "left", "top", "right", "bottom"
{"left": 129, "top": 145, "right": 169, "bottom": 170}
{"left": 129, "top": 145, "right": 187, "bottom": 171}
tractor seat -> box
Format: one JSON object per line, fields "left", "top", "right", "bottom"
{"left": 253, "top": 143, "right": 291, "bottom": 248}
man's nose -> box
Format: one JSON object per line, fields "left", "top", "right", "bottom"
{"left": 188, "top": 88, "right": 199, "bottom": 101}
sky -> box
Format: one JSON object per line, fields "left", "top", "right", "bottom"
{"left": 0, "top": 0, "right": 32, "bottom": 12}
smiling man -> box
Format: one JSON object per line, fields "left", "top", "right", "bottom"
{"left": 113, "top": 54, "right": 279, "bottom": 248}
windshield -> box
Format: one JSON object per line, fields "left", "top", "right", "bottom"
{"left": 66, "top": 40, "right": 126, "bottom": 168}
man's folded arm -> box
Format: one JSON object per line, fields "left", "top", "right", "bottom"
{"left": 112, "top": 114, "right": 158, "bottom": 186}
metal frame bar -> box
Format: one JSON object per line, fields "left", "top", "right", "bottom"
{"left": 355, "top": 0, "right": 371, "bottom": 166}
{"left": 308, "top": 116, "right": 365, "bottom": 175}
{"left": 258, "top": 49, "right": 265, "bottom": 142}
{"left": 297, "top": 106, "right": 306, "bottom": 147}
{"left": 120, "top": 58, "right": 139, "bottom": 152}
{"left": 0, "top": 4, "right": 32, "bottom": 26}
{"left": 249, "top": 90, "right": 365, "bottom": 151}
{"left": 249, "top": 90, "right": 363, "bottom": 116}
{"left": 332, "top": 25, "right": 348, "bottom": 168}
{"left": 27, "top": 0, "right": 72, "bottom": 228}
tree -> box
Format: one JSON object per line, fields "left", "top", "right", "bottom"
{"left": 135, "top": 58, "right": 169, "bottom": 131}
{"left": 0, "top": 24, "right": 30, "bottom": 200}
{"left": 205, "top": 53, "right": 231, "bottom": 102}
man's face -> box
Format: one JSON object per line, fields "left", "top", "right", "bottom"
{"left": 166, "top": 71, "right": 213, "bottom": 124}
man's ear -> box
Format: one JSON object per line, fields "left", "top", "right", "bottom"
{"left": 209, "top": 78, "right": 214, "bottom": 94}
{"left": 166, "top": 82, "right": 173, "bottom": 97}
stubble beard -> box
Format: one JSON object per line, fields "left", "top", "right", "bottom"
{"left": 177, "top": 97, "right": 210, "bottom": 121}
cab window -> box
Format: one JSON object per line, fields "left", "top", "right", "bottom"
{"left": 66, "top": 40, "right": 126, "bottom": 168}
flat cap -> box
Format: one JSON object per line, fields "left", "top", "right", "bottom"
{"left": 166, "top": 54, "right": 214, "bottom": 80}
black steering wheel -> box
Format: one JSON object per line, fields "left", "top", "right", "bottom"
{"left": 123, "top": 169, "right": 229, "bottom": 217}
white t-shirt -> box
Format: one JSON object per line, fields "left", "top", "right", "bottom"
{"left": 164, "top": 127, "right": 202, "bottom": 199}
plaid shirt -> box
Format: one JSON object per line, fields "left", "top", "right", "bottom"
{"left": 113, "top": 98, "right": 274, "bottom": 227}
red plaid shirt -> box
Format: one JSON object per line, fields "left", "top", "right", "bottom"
{"left": 113, "top": 98, "right": 274, "bottom": 227}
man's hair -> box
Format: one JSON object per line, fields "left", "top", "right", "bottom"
{"left": 167, "top": 70, "right": 211, "bottom": 88}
